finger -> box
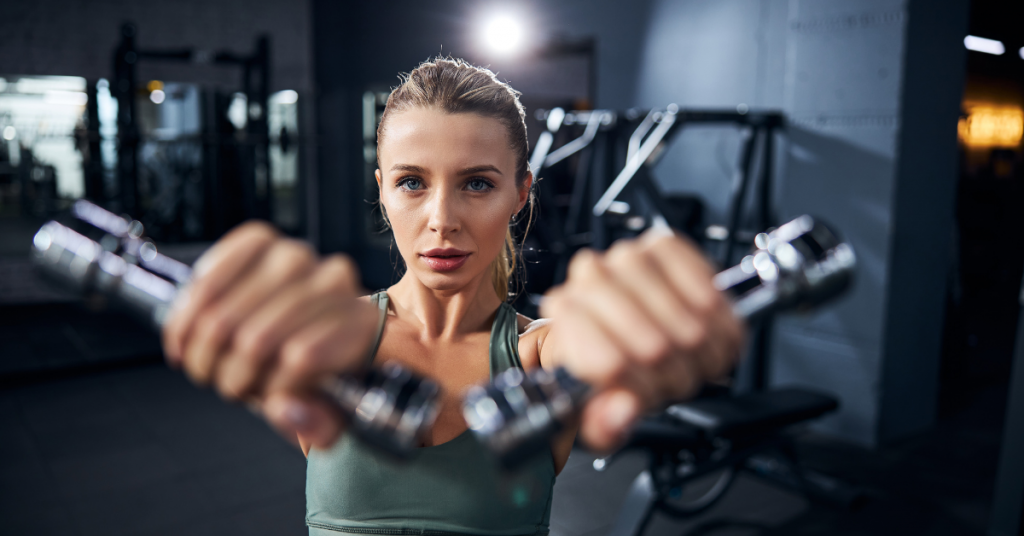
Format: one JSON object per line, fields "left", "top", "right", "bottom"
{"left": 263, "top": 392, "right": 346, "bottom": 449}
{"left": 215, "top": 290, "right": 332, "bottom": 399}
{"left": 217, "top": 257, "right": 362, "bottom": 399}
{"left": 564, "top": 249, "right": 671, "bottom": 365}
{"left": 644, "top": 344, "right": 704, "bottom": 404}
{"left": 642, "top": 235, "right": 745, "bottom": 378}
{"left": 604, "top": 242, "right": 710, "bottom": 354}
{"left": 578, "top": 388, "right": 642, "bottom": 453}
{"left": 540, "top": 289, "right": 627, "bottom": 387}
{"left": 163, "top": 222, "right": 278, "bottom": 362}
{"left": 265, "top": 309, "right": 379, "bottom": 395}
{"left": 640, "top": 232, "right": 722, "bottom": 316}
{"left": 181, "top": 239, "right": 315, "bottom": 386}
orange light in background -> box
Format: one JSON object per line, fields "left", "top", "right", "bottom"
{"left": 958, "top": 105, "right": 1024, "bottom": 148}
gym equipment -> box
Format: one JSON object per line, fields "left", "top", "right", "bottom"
{"left": 599, "top": 387, "right": 859, "bottom": 536}
{"left": 30, "top": 200, "right": 440, "bottom": 459}
{"left": 522, "top": 107, "right": 622, "bottom": 300}
{"left": 99, "top": 23, "right": 302, "bottom": 242}
{"left": 463, "top": 215, "right": 855, "bottom": 469}
{"left": 591, "top": 105, "right": 784, "bottom": 268}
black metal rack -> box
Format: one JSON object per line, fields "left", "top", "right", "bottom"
{"left": 108, "top": 22, "right": 275, "bottom": 239}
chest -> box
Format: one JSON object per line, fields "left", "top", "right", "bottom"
{"left": 373, "top": 322, "right": 502, "bottom": 447}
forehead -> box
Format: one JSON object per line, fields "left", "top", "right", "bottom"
{"left": 378, "top": 108, "right": 514, "bottom": 171}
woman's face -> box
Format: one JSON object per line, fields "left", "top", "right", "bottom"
{"left": 376, "top": 107, "right": 531, "bottom": 293}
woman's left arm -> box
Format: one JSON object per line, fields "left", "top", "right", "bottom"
{"left": 534, "top": 228, "right": 746, "bottom": 453}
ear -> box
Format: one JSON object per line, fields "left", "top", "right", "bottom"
{"left": 515, "top": 172, "right": 534, "bottom": 214}
{"left": 375, "top": 169, "right": 383, "bottom": 190}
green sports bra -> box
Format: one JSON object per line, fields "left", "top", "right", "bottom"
{"left": 305, "top": 292, "right": 556, "bottom": 536}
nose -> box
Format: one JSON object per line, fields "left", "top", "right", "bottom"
{"left": 427, "top": 189, "right": 460, "bottom": 237}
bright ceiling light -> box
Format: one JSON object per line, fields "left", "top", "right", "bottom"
{"left": 483, "top": 15, "right": 524, "bottom": 56}
{"left": 149, "top": 89, "right": 166, "bottom": 104}
{"left": 964, "top": 35, "right": 1005, "bottom": 55}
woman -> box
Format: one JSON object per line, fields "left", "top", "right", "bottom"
{"left": 162, "top": 58, "right": 744, "bottom": 535}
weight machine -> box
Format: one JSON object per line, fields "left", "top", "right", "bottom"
{"left": 521, "top": 105, "right": 864, "bottom": 535}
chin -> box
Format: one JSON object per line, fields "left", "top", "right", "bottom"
{"left": 414, "top": 270, "right": 474, "bottom": 292}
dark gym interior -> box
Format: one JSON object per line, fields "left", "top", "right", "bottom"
{"left": 2, "top": 1, "right": 1024, "bottom": 535}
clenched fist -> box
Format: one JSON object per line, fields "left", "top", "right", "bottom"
{"left": 540, "top": 228, "right": 745, "bottom": 452}
{"left": 161, "top": 221, "right": 379, "bottom": 447}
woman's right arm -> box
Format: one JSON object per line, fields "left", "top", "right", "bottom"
{"left": 161, "top": 221, "right": 380, "bottom": 450}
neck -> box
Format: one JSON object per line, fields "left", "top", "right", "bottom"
{"left": 387, "top": 270, "right": 503, "bottom": 341}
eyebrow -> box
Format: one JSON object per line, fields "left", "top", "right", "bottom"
{"left": 389, "top": 163, "right": 504, "bottom": 176}
{"left": 458, "top": 165, "right": 503, "bottom": 176}
{"left": 390, "top": 163, "right": 427, "bottom": 174}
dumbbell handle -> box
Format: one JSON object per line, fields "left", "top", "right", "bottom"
{"left": 31, "top": 214, "right": 439, "bottom": 459}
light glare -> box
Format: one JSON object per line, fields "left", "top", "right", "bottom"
{"left": 2, "top": 126, "right": 15, "bottom": 141}
{"left": 964, "top": 35, "right": 1005, "bottom": 55}
{"left": 483, "top": 15, "right": 524, "bottom": 55}
{"left": 274, "top": 89, "right": 298, "bottom": 104}
{"left": 958, "top": 105, "right": 1024, "bottom": 148}
{"left": 149, "top": 89, "right": 166, "bottom": 104}
{"left": 44, "top": 90, "right": 88, "bottom": 106}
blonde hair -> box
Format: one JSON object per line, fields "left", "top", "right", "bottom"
{"left": 377, "top": 57, "right": 533, "bottom": 301}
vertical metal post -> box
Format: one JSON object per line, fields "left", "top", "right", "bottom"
{"left": 113, "top": 22, "right": 139, "bottom": 215}
{"left": 751, "top": 121, "right": 777, "bottom": 391}
{"left": 254, "top": 35, "right": 272, "bottom": 221}
{"left": 83, "top": 81, "right": 104, "bottom": 203}
{"left": 721, "top": 125, "right": 760, "bottom": 267}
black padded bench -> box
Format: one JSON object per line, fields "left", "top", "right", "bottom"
{"left": 666, "top": 387, "right": 839, "bottom": 440}
{"left": 625, "top": 387, "right": 839, "bottom": 451}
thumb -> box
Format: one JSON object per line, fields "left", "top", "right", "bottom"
{"left": 263, "top": 392, "right": 346, "bottom": 449}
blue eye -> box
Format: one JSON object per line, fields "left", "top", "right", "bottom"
{"left": 398, "top": 178, "right": 423, "bottom": 191}
{"left": 467, "top": 178, "right": 493, "bottom": 191}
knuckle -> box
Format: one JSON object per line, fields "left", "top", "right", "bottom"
{"left": 318, "top": 255, "right": 359, "bottom": 291}
{"left": 689, "top": 289, "right": 720, "bottom": 316}
{"left": 237, "top": 220, "right": 278, "bottom": 242}
{"left": 605, "top": 242, "right": 641, "bottom": 270}
{"left": 201, "top": 309, "right": 234, "bottom": 341}
{"left": 281, "top": 339, "right": 318, "bottom": 376}
{"left": 234, "top": 325, "right": 270, "bottom": 362}
{"left": 272, "top": 241, "right": 316, "bottom": 274}
{"left": 595, "top": 353, "right": 629, "bottom": 384}
{"left": 639, "top": 333, "right": 672, "bottom": 364}
{"left": 216, "top": 378, "right": 244, "bottom": 400}
{"left": 569, "top": 250, "right": 603, "bottom": 282}
{"left": 679, "top": 323, "right": 708, "bottom": 352}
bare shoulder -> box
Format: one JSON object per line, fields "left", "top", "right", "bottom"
{"left": 516, "top": 313, "right": 552, "bottom": 370}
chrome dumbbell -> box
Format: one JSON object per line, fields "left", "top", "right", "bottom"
{"left": 32, "top": 200, "right": 440, "bottom": 459}
{"left": 462, "top": 215, "right": 856, "bottom": 469}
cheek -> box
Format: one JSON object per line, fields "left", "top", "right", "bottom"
{"left": 382, "top": 193, "right": 420, "bottom": 249}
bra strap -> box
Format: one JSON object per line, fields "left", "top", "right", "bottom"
{"left": 364, "top": 291, "right": 389, "bottom": 367}
{"left": 489, "top": 303, "right": 524, "bottom": 379}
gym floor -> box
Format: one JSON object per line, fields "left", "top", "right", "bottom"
{"left": 0, "top": 343, "right": 1003, "bottom": 536}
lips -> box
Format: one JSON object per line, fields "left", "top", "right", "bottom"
{"left": 420, "top": 248, "right": 471, "bottom": 272}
